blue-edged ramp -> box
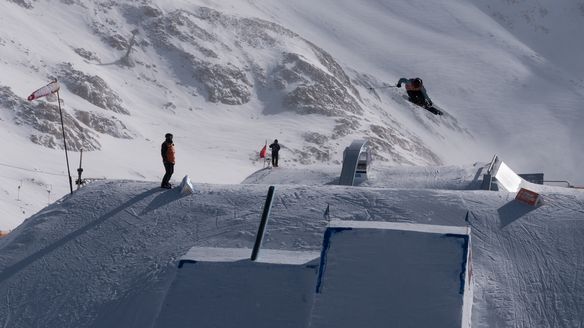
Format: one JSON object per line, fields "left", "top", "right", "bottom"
{"left": 153, "top": 247, "right": 320, "bottom": 328}
{"left": 309, "top": 220, "right": 473, "bottom": 328}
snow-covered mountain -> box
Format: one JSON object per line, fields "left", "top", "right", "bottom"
{"left": 1, "top": 0, "right": 583, "bottom": 229}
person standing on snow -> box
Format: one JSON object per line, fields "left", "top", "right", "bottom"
{"left": 161, "top": 133, "right": 175, "bottom": 189}
{"left": 269, "top": 139, "right": 281, "bottom": 167}
{"left": 396, "top": 77, "right": 433, "bottom": 108}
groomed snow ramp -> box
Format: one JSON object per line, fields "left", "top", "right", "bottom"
{"left": 153, "top": 248, "right": 320, "bottom": 328}
{"left": 309, "top": 220, "right": 473, "bottom": 328}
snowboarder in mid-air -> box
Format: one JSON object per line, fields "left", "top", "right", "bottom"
{"left": 269, "top": 139, "right": 280, "bottom": 167}
{"left": 161, "top": 133, "right": 175, "bottom": 189}
{"left": 396, "top": 77, "right": 443, "bottom": 115}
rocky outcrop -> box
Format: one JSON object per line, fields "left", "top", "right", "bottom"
{"left": 57, "top": 63, "right": 129, "bottom": 115}
{"left": 0, "top": 86, "right": 100, "bottom": 151}
{"left": 74, "top": 111, "right": 134, "bottom": 139}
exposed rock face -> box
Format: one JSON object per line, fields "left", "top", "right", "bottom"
{"left": 144, "top": 9, "right": 252, "bottom": 105}
{"left": 7, "top": 0, "right": 33, "bottom": 9}
{"left": 298, "top": 132, "right": 333, "bottom": 164}
{"left": 141, "top": 6, "right": 362, "bottom": 113}
{"left": 74, "top": 111, "right": 134, "bottom": 139}
{"left": 57, "top": 63, "right": 129, "bottom": 115}
{"left": 0, "top": 86, "right": 100, "bottom": 151}
{"left": 368, "top": 125, "right": 441, "bottom": 165}
{"left": 195, "top": 63, "right": 252, "bottom": 105}
{"left": 333, "top": 118, "right": 361, "bottom": 139}
{"left": 275, "top": 52, "right": 363, "bottom": 116}
{"left": 73, "top": 48, "right": 101, "bottom": 62}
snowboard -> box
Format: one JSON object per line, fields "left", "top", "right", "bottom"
{"left": 402, "top": 95, "right": 444, "bottom": 116}
{"left": 424, "top": 106, "right": 443, "bottom": 116}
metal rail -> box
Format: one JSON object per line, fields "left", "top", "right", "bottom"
{"left": 251, "top": 186, "right": 276, "bottom": 261}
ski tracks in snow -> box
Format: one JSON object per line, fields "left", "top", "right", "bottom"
{"left": 468, "top": 192, "right": 584, "bottom": 328}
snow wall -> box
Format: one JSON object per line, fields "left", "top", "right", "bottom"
{"left": 153, "top": 248, "right": 320, "bottom": 328}
{"left": 309, "top": 221, "right": 473, "bottom": 328}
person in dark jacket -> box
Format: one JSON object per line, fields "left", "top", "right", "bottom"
{"left": 396, "top": 77, "right": 433, "bottom": 108}
{"left": 161, "top": 133, "right": 175, "bottom": 189}
{"left": 269, "top": 139, "right": 280, "bottom": 167}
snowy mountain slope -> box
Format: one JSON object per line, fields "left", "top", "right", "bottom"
{"left": 469, "top": 0, "right": 584, "bottom": 78}
{"left": 0, "top": 174, "right": 582, "bottom": 327}
{"left": 247, "top": 0, "right": 584, "bottom": 175}
{"left": 1, "top": 0, "right": 583, "bottom": 231}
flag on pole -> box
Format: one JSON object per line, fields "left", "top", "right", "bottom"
{"left": 28, "top": 80, "right": 60, "bottom": 101}
{"left": 27, "top": 79, "right": 74, "bottom": 195}
{"left": 259, "top": 144, "right": 267, "bottom": 158}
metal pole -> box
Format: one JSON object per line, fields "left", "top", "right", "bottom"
{"left": 56, "top": 90, "right": 73, "bottom": 194}
{"left": 263, "top": 139, "right": 267, "bottom": 169}
{"left": 76, "top": 149, "right": 84, "bottom": 190}
{"left": 487, "top": 154, "right": 498, "bottom": 175}
{"left": 368, "top": 85, "right": 397, "bottom": 90}
{"left": 251, "top": 186, "right": 276, "bottom": 261}
{"left": 543, "top": 180, "right": 574, "bottom": 188}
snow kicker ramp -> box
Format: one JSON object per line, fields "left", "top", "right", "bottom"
{"left": 309, "top": 221, "right": 472, "bottom": 328}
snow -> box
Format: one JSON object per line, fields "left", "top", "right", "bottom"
{"left": 328, "top": 219, "right": 469, "bottom": 235}
{"left": 244, "top": 162, "right": 488, "bottom": 190}
{"left": 1, "top": 0, "right": 583, "bottom": 229}
{"left": 309, "top": 221, "right": 471, "bottom": 328}
{"left": 0, "top": 0, "right": 583, "bottom": 326}
{"left": 180, "top": 247, "right": 320, "bottom": 265}
{"left": 158, "top": 221, "right": 472, "bottom": 328}
{"left": 0, "top": 165, "right": 582, "bottom": 327}
{"left": 155, "top": 248, "right": 319, "bottom": 328}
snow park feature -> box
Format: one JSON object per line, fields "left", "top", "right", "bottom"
{"left": 339, "top": 139, "right": 372, "bottom": 186}
{"left": 153, "top": 220, "right": 472, "bottom": 328}
{"left": 1, "top": 160, "right": 583, "bottom": 327}
{"left": 515, "top": 188, "right": 542, "bottom": 206}
{"left": 310, "top": 220, "right": 472, "bottom": 328}
{"left": 178, "top": 175, "right": 194, "bottom": 195}
{"left": 493, "top": 161, "right": 523, "bottom": 193}
{"left": 1, "top": 0, "right": 584, "bottom": 326}
{"left": 154, "top": 248, "right": 320, "bottom": 328}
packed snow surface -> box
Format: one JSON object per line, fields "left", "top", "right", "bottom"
{"left": 0, "top": 163, "right": 583, "bottom": 327}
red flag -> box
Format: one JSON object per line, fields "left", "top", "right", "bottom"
{"left": 259, "top": 145, "right": 267, "bottom": 158}
{"left": 28, "top": 80, "right": 60, "bottom": 101}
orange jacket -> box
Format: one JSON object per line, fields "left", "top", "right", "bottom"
{"left": 161, "top": 142, "right": 176, "bottom": 164}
